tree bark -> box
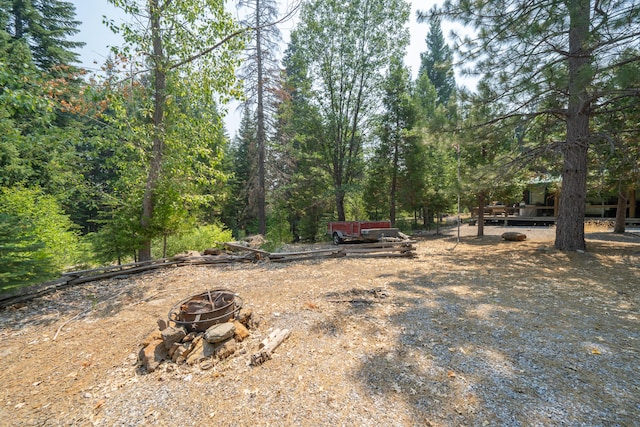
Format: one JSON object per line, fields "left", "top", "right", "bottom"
{"left": 139, "top": 0, "right": 166, "bottom": 261}
{"left": 336, "top": 189, "right": 346, "bottom": 221}
{"left": 613, "top": 186, "right": 627, "bottom": 234}
{"left": 477, "top": 192, "right": 485, "bottom": 237}
{"left": 255, "top": 0, "right": 267, "bottom": 236}
{"left": 390, "top": 140, "right": 398, "bottom": 225}
{"left": 555, "top": 0, "right": 591, "bottom": 252}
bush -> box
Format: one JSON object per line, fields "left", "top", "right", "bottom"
{"left": 152, "top": 223, "right": 233, "bottom": 258}
{"left": 0, "top": 187, "right": 81, "bottom": 291}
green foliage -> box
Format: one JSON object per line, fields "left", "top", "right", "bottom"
{"left": 221, "top": 106, "right": 258, "bottom": 238}
{"left": 263, "top": 209, "right": 294, "bottom": 252}
{"left": 104, "top": 0, "right": 244, "bottom": 259}
{"left": 267, "top": 34, "right": 333, "bottom": 242}
{"left": 151, "top": 223, "right": 233, "bottom": 258}
{"left": 3, "top": 0, "right": 84, "bottom": 71}
{"left": 0, "top": 212, "right": 56, "bottom": 291}
{"left": 0, "top": 187, "right": 80, "bottom": 290}
{"left": 293, "top": 0, "right": 411, "bottom": 220}
{"left": 88, "top": 196, "right": 144, "bottom": 265}
{"left": 418, "top": 14, "right": 455, "bottom": 107}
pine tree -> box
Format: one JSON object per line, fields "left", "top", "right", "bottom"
{"left": 432, "top": 0, "right": 640, "bottom": 251}
{"left": 418, "top": 14, "right": 455, "bottom": 107}
{"left": 237, "top": 0, "right": 282, "bottom": 236}
{"left": 4, "top": 0, "right": 84, "bottom": 70}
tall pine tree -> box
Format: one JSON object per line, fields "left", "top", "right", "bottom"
{"left": 4, "top": 0, "right": 83, "bottom": 70}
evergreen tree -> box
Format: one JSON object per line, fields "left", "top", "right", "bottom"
{"left": 237, "top": 0, "right": 282, "bottom": 236}
{"left": 270, "top": 32, "right": 331, "bottom": 241}
{"left": 0, "top": 212, "right": 55, "bottom": 291}
{"left": 4, "top": 0, "right": 83, "bottom": 70}
{"left": 222, "top": 106, "right": 258, "bottom": 237}
{"left": 431, "top": 0, "right": 640, "bottom": 251}
{"left": 418, "top": 13, "right": 455, "bottom": 106}
{"left": 369, "top": 56, "right": 418, "bottom": 225}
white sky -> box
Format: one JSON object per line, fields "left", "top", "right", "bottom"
{"left": 71, "top": 0, "right": 447, "bottom": 136}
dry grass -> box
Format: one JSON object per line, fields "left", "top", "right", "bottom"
{"left": 584, "top": 220, "right": 615, "bottom": 233}
{"left": 0, "top": 226, "right": 638, "bottom": 426}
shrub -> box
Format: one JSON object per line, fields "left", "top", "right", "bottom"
{"left": 0, "top": 187, "right": 80, "bottom": 291}
{"left": 152, "top": 223, "right": 233, "bottom": 258}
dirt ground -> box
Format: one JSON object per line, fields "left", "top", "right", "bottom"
{"left": 1, "top": 225, "right": 639, "bottom": 426}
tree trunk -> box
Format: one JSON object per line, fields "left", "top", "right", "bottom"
{"left": 139, "top": 0, "right": 166, "bottom": 261}
{"left": 477, "top": 192, "right": 485, "bottom": 237}
{"left": 389, "top": 117, "right": 400, "bottom": 226}
{"left": 555, "top": 0, "right": 591, "bottom": 251}
{"left": 255, "top": 0, "right": 267, "bottom": 236}
{"left": 613, "top": 186, "right": 627, "bottom": 234}
{"left": 336, "top": 190, "right": 346, "bottom": 221}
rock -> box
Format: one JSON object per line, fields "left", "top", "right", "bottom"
{"left": 139, "top": 339, "right": 168, "bottom": 372}
{"left": 168, "top": 342, "right": 181, "bottom": 359}
{"left": 141, "top": 330, "right": 162, "bottom": 347}
{"left": 186, "top": 337, "right": 237, "bottom": 366}
{"left": 200, "top": 360, "right": 213, "bottom": 370}
{"left": 161, "top": 326, "right": 186, "bottom": 350}
{"left": 501, "top": 232, "right": 527, "bottom": 241}
{"left": 248, "top": 313, "right": 262, "bottom": 330}
{"left": 236, "top": 308, "right": 253, "bottom": 325}
{"left": 182, "top": 332, "right": 198, "bottom": 342}
{"left": 174, "top": 250, "right": 201, "bottom": 258}
{"left": 157, "top": 318, "right": 167, "bottom": 331}
{"left": 214, "top": 339, "right": 236, "bottom": 360}
{"left": 233, "top": 321, "right": 250, "bottom": 342}
{"left": 204, "top": 322, "right": 235, "bottom": 344}
{"left": 186, "top": 340, "right": 215, "bottom": 365}
{"left": 172, "top": 344, "right": 189, "bottom": 363}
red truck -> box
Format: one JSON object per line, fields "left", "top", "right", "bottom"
{"left": 327, "top": 221, "right": 400, "bottom": 245}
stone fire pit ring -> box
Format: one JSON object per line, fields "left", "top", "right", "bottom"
{"left": 168, "top": 289, "right": 242, "bottom": 332}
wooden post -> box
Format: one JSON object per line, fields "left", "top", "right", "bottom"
{"left": 629, "top": 188, "right": 637, "bottom": 219}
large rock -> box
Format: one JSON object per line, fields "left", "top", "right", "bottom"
{"left": 139, "top": 339, "right": 168, "bottom": 372}
{"left": 501, "top": 232, "right": 527, "bottom": 241}
{"left": 204, "top": 322, "right": 235, "bottom": 344}
{"left": 186, "top": 337, "right": 237, "bottom": 366}
{"left": 161, "top": 326, "right": 187, "bottom": 350}
{"left": 141, "top": 330, "right": 162, "bottom": 347}
{"left": 175, "top": 336, "right": 202, "bottom": 364}
{"left": 233, "top": 321, "right": 250, "bottom": 342}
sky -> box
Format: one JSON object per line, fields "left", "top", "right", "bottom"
{"left": 70, "top": 0, "right": 441, "bottom": 136}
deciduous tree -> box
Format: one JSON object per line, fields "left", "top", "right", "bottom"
{"left": 106, "top": 0, "right": 244, "bottom": 260}
{"left": 292, "top": 0, "right": 411, "bottom": 221}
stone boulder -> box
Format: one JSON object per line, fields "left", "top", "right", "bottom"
{"left": 501, "top": 232, "right": 527, "bottom": 241}
{"left": 204, "top": 322, "right": 235, "bottom": 344}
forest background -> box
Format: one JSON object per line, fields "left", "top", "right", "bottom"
{"left": 1, "top": 0, "right": 638, "bottom": 292}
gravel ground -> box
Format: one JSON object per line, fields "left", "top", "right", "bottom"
{"left": 1, "top": 225, "right": 639, "bottom": 426}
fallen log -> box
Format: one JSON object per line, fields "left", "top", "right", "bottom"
{"left": 251, "top": 328, "right": 291, "bottom": 366}
{"left": 344, "top": 251, "right": 416, "bottom": 258}
{"left": 67, "top": 261, "right": 183, "bottom": 286}
{"left": 342, "top": 246, "right": 414, "bottom": 254}
{"left": 344, "top": 240, "right": 417, "bottom": 249}
{"left": 0, "top": 278, "right": 70, "bottom": 308}
{"left": 268, "top": 248, "right": 343, "bottom": 259}
{"left": 61, "top": 257, "right": 173, "bottom": 278}
{"left": 223, "top": 242, "right": 271, "bottom": 257}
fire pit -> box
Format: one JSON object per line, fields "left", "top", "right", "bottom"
{"left": 168, "top": 289, "right": 242, "bottom": 332}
